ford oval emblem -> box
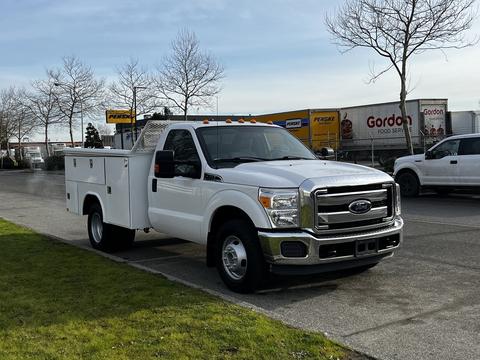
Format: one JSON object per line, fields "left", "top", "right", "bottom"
{"left": 348, "top": 199, "right": 372, "bottom": 214}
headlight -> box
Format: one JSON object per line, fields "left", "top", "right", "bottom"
{"left": 395, "top": 183, "right": 401, "bottom": 216}
{"left": 259, "top": 188, "right": 299, "bottom": 228}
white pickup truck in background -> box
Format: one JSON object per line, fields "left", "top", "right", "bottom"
{"left": 394, "top": 133, "right": 480, "bottom": 197}
{"left": 64, "top": 120, "right": 403, "bottom": 293}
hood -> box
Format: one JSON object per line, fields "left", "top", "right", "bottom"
{"left": 216, "top": 160, "right": 393, "bottom": 188}
{"left": 395, "top": 154, "right": 425, "bottom": 163}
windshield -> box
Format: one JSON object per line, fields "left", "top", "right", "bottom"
{"left": 197, "top": 125, "right": 316, "bottom": 168}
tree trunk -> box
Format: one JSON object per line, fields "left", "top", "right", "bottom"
{"left": 69, "top": 117, "right": 74, "bottom": 147}
{"left": 45, "top": 123, "right": 50, "bottom": 157}
{"left": 18, "top": 127, "right": 23, "bottom": 161}
{"left": 399, "top": 68, "right": 414, "bottom": 155}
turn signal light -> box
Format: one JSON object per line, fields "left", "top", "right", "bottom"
{"left": 259, "top": 195, "right": 271, "bottom": 208}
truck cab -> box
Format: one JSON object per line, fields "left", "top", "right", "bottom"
{"left": 65, "top": 120, "right": 403, "bottom": 293}
{"left": 394, "top": 133, "right": 480, "bottom": 196}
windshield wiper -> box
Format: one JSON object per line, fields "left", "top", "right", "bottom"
{"left": 213, "top": 156, "right": 268, "bottom": 164}
{"left": 270, "top": 156, "right": 313, "bottom": 160}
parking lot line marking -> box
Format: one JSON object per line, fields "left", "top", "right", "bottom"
{"left": 343, "top": 300, "right": 471, "bottom": 338}
{"left": 404, "top": 217, "right": 480, "bottom": 229}
{"left": 401, "top": 251, "right": 480, "bottom": 271}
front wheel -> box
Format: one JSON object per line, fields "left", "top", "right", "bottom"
{"left": 396, "top": 171, "right": 420, "bottom": 197}
{"left": 216, "top": 219, "right": 266, "bottom": 293}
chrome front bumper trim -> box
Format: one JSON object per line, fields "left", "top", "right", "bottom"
{"left": 258, "top": 217, "right": 403, "bottom": 266}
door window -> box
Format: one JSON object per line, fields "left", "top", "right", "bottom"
{"left": 163, "top": 130, "right": 201, "bottom": 178}
{"left": 458, "top": 138, "right": 480, "bottom": 155}
{"left": 431, "top": 140, "right": 460, "bottom": 159}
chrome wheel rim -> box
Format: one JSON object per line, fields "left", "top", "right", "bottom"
{"left": 91, "top": 213, "right": 103, "bottom": 244}
{"left": 222, "top": 235, "right": 247, "bottom": 280}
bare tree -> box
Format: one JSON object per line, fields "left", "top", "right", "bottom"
{"left": 155, "top": 29, "right": 225, "bottom": 120}
{"left": 96, "top": 122, "right": 114, "bottom": 136}
{"left": 326, "top": 0, "right": 478, "bottom": 154}
{"left": 0, "top": 87, "right": 17, "bottom": 163}
{"left": 24, "top": 77, "right": 64, "bottom": 156}
{"left": 10, "top": 88, "right": 38, "bottom": 160}
{"left": 109, "top": 58, "right": 161, "bottom": 144}
{"left": 109, "top": 58, "right": 160, "bottom": 116}
{"left": 49, "top": 56, "right": 105, "bottom": 146}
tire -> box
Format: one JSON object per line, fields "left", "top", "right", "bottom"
{"left": 87, "top": 203, "right": 135, "bottom": 252}
{"left": 215, "top": 219, "right": 266, "bottom": 293}
{"left": 396, "top": 171, "right": 420, "bottom": 197}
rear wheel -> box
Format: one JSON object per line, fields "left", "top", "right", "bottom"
{"left": 87, "top": 203, "right": 135, "bottom": 251}
{"left": 216, "top": 219, "right": 266, "bottom": 293}
{"left": 396, "top": 171, "right": 420, "bottom": 197}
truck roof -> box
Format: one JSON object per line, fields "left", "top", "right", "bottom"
{"left": 444, "top": 133, "right": 480, "bottom": 140}
{"left": 172, "top": 120, "right": 280, "bottom": 129}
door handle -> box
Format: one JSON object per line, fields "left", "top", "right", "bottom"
{"left": 152, "top": 179, "right": 157, "bottom": 192}
{"left": 450, "top": 160, "right": 457, "bottom": 164}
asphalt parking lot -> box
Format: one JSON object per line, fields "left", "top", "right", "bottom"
{"left": 0, "top": 170, "right": 479, "bottom": 360}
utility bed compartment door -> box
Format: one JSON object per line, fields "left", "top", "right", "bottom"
{"left": 65, "top": 181, "right": 79, "bottom": 214}
{"left": 104, "top": 157, "right": 131, "bottom": 227}
{"left": 65, "top": 156, "right": 106, "bottom": 185}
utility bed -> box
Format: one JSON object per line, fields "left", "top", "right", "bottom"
{"left": 64, "top": 121, "right": 174, "bottom": 230}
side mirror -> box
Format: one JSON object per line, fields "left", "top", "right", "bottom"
{"left": 425, "top": 150, "right": 434, "bottom": 160}
{"left": 154, "top": 150, "right": 174, "bottom": 178}
{"left": 318, "top": 147, "right": 335, "bottom": 160}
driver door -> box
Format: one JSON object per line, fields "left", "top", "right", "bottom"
{"left": 148, "top": 129, "right": 205, "bottom": 243}
{"left": 422, "top": 139, "right": 460, "bottom": 185}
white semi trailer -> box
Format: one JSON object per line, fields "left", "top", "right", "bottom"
{"left": 339, "top": 99, "right": 449, "bottom": 162}
{"left": 451, "top": 111, "right": 480, "bottom": 135}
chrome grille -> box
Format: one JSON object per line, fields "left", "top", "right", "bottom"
{"left": 314, "top": 183, "right": 394, "bottom": 233}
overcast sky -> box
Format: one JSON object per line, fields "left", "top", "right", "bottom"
{"left": 1, "top": 0, "right": 479, "bottom": 141}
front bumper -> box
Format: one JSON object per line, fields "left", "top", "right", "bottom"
{"left": 258, "top": 217, "right": 403, "bottom": 268}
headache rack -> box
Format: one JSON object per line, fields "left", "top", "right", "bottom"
{"left": 131, "top": 120, "right": 181, "bottom": 153}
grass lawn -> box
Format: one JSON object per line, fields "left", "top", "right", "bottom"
{"left": 0, "top": 218, "right": 356, "bottom": 360}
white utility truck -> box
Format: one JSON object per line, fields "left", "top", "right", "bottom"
{"left": 394, "top": 133, "right": 480, "bottom": 197}
{"left": 65, "top": 120, "right": 403, "bottom": 293}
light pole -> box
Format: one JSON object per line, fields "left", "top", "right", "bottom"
{"left": 54, "top": 82, "right": 84, "bottom": 147}
{"left": 133, "top": 86, "right": 146, "bottom": 144}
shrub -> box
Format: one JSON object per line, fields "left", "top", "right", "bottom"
{"left": 45, "top": 155, "right": 65, "bottom": 171}
{"left": 0, "top": 157, "right": 15, "bottom": 169}
{"left": 16, "top": 159, "right": 32, "bottom": 169}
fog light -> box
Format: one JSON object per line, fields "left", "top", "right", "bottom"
{"left": 281, "top": 241, "right": 307, "bottom": 258}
